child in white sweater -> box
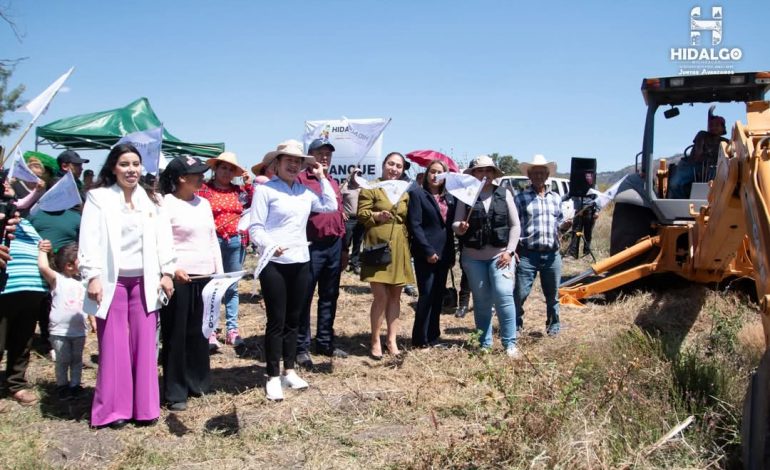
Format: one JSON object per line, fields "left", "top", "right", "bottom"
{"left": 38, "top": 240, "right": 96, "bottom": 400}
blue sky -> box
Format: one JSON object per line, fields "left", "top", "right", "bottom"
{"left": 2, "top": 0, "right": 768, "bottom": 174}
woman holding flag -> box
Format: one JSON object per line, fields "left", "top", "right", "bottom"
{"left": 248, "top": 140, "right": 337, "bottom": 401}
{"left": 197, "top": 152, "right": 252, "bottom": 350}
{"left": 452, "top": 156, "right": 521, "bottom": 357}
{"left": 358, "top": 152, "right": 415, "bottom": 359}
{"left": 158, "top": 156, "right": 222, "bottom": 412}
{"left": 406, "top": 159, "right": 456, "bottom": 348}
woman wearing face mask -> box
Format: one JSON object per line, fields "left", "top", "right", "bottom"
{"left": 358, "top": 152, "right": 415, "bottom": 359}
{"left": 453, "top": 155, "right": 521, "bottom": 358}
{"left": 157, "top": 156, "right": 223, "bottom": 412}
{"left": 407, "top": 160, "right": 456, "bottom": 348}
{"left": 248, "top": 140, "right": 337, "bottom": 401}
{"left": 79, "top": 143, "right": 175, "bottom": 429}
{"left": 197, "top": 152, "right": 252, "bottom": 350}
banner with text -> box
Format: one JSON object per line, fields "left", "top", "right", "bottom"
{"left": 303, "top": 118, "right": 388, "bottom": 184}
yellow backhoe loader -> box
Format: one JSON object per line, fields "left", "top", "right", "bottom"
{"left": 556, "top": 71, "right": 770, "bottom": 468}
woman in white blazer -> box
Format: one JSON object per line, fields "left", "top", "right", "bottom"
{"left": 79, "top": 143, "right": 175, "bottom": 429}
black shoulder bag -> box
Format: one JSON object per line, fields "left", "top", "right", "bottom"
{"left": 360, "top": 209, "right": 397, "bottom": 267}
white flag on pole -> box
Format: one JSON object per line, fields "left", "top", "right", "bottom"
{"left": 588, "top": 175, "right": 628, "bottom": 210}
{"left": 438, "top": 173, "right": 485, "bottom": 207}
{"left": 117, "top": 126, "right": 163, "bottom": 176}
{"left": 19, "top": 67, "right": 74, "bottom": 123}
{"left": 8, "top": 149, "right": 42, "bottom": 184}
{"left": 29, "top": 171, "right": 82, "bottom": 216}
{"left": 201, "top": 271, "right": 246, "bottom": 339}
{"left": 344, "top": 117, "right": 392, "bottom": 165}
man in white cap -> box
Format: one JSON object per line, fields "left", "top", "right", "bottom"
{"left": 513, "top": 154, "right": 570, "bottom": 337}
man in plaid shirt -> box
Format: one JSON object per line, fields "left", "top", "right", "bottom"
{"left": 513, "top": 155, "right": 571, "bottom": 337}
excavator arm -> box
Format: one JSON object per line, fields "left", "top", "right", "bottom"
{"left": 559, "top": 102, "right": 770, "bottom": 318}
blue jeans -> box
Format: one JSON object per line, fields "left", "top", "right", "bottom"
{"left": 514, "top": 249, "right": 561, "bottom": 330}
{"left": 219, "top": 236, "right": 245, "bottom": 332}
{"left": 669, "top": 159, "right": 714, "bottom": 199}
{"left": 461, "top": 256, "right": 516, "bottom": 349}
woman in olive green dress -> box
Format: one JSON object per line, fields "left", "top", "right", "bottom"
{"left": 358, "top": 152, "right": 415, "bottom": 358}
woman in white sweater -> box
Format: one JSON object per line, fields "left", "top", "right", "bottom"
{"left": 158, "top": 156, "right": 223, "bottom": 412}
{"left": 79, "top": 143, "right": 175, "bottom": 429}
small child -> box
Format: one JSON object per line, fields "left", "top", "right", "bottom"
{"left": 38, "top": 240, "right": 96, "bottom": 400}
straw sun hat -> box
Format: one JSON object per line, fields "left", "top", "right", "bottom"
{"left": 463, "top": 155, "right": 504, "bottom": 179}
{"left": 251, "top": 139, "right": 316, "bottom": 175}
{"left": 206, "top": 151, "right": 245, "bottom": 174}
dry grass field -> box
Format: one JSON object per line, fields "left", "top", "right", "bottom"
{"left": 1, "top": 210, "right": 765, "bottom": 469}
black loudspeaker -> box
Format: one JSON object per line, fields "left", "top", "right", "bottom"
{"left": 569, "top": 157, "right": 597, "bottom": 197}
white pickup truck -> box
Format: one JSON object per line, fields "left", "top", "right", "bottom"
{"left": 497, "top": 176, "right": 575, "bottom": 220}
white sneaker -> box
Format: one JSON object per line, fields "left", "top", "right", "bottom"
{"left": 280, "top": 371, "right": 309, "bottom": 390}
{"left": 505, "top": 345, "right": 521, "bottom": 359}
{"left": 265, "top": 377, "right": 284, "bottom": 401}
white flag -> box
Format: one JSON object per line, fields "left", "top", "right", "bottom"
{"left": 29, "top": 171, "right": 82, "bottom": 215}
{"left": 345, "top": 117, "right": 392, "bottom": 165}
{"left": 354, "top": 177, "right": 410, "bottom": 205}
{"left": 201, "top": 271, "right": 245, "bottom": 339}
{"left": 8, "top": 149, "right": 42, "bottom": 184}
{"left": 588, "top": 175, "right": 628, "bottom": 209}
{"left": 375, "top": 179, "right": 410, "bottom": 206}
{"left": 19, "top": 67, "right": 74, "bottom": 123}
{"left": 117, "top": 127, "right": 163, "bottom": 176}
{"left": 438, "top": 173, "right": 485, "bottom": 207}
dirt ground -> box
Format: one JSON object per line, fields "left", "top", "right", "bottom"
{"left": 0, "top": 239, "right": 761, "bottom": 468}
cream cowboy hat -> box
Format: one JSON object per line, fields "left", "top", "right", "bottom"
{"left": 520, "top": 154, "right": 557, "bottom": 175}
{"left": 258, "top": 139, "right": 316, "bottom": 172}
{"left": 206, "top": 151, "right": 245, "bottom": 174}
{"left": 463, "top": 155, "right": 504, "bottom": 179}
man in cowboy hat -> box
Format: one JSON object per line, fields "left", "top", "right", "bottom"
{"left": 514, "top": 154, "right": 570, "bottom": 337}
{"left": 295, "top": 138, "right": 349, "bottom": 368}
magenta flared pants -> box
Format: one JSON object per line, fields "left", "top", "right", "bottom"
{"left": 91, "top": 276, "right": 160, "bottom": 426}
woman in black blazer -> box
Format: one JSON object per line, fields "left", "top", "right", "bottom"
{"left": 407, "top": 160, "right": 456, "bottom": 347}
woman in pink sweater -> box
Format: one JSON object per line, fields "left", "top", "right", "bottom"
{"left": 158, "top": 156, "right": 223, "bottom": 411}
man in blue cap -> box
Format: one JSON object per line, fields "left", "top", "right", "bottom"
{"left": 295, "top": 138, "right": 349, "bottom": 369}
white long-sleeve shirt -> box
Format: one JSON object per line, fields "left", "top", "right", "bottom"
{"left": 248, "top": 175, "right": 337, "bottom": 264}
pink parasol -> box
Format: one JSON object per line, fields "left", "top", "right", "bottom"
{"left": 405, "top": 150, "right": 460, "bottom": 173}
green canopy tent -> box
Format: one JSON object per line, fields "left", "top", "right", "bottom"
{"left": 35, "top": 97, "right": 225, "bottom": 158}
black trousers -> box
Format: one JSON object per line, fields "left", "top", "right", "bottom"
{"left": 0, "top": 291, "right": 45, "bottom": 393}
{"left": 160, "top": 278, "right": 211, "bottom": 403}
{"left": 412, "top": 260, "right": 449, "bottom": 347}
{"left": 298, "top": 238, "right": 342, "bottom": 355}
{"left": 344, "top": 218, "right": 365, "bottom": 268}
{"left": 260, "top": 261, "right": 310, "bottom": 377}
{"left": 567, "top": 211, "right": 596, "bottom": 258}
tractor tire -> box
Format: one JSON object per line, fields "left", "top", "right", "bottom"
{"left": 743, "top": 349, "right": 770, "bottom": 469}
{"left": 610, "top": 202, "right": 657, "bottom": 255}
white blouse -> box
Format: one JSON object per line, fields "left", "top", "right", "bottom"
{"left": 248, "top": 176, "right": 337, "bottom": 264}
{"left": 119, "top": 203, "right": 144, "bottom": 277}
